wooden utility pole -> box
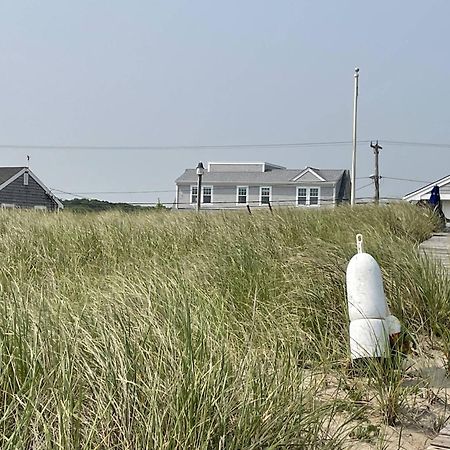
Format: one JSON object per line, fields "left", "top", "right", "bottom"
{"left": 370, "top": 141, "right": 382, "bottom": 204}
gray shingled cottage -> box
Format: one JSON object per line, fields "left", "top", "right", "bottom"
{"left": 0, "top": 167, "right": 63, "bottom": 210}
{"left": 175, "top": 162, "right": 350, "bottom": 210}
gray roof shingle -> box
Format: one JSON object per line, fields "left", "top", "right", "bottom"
{"left": 0, "top": 167, "right": 25, "bottom": 185}
{"left": 175, "top": 167, "right": 346, "bottom": 184}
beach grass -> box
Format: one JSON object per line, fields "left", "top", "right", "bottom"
{"left": 0, "top": 203, "right": 446, "bottom": 449}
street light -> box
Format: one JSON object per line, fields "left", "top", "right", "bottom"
{"left": 196, "top": 162, "right": 205, "bottom": 211}
{"left": 351, "top": 67, "right": 359, "bottom": 206}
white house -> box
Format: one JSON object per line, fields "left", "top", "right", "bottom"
{"left": 175, "top": 162, "right": 350, "bottom": 210}
{"left": 403, "top": 174, "right": 450, "bottom": 220}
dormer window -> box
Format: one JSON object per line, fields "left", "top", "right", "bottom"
{"left": 24, "top": 172, "right": 29, "bottom": 186}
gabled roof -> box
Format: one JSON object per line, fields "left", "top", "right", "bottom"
{"left": 0, "top": 167, "right": 63, "bottom": 208}
{"left": 175, "top": 165, "right": 346, "bottom": 185}
{"left": 403, "top": 174, "right": 450, "bottom": 201}
{"left": 291, "top": 167, "right": 326, "bottom": 182}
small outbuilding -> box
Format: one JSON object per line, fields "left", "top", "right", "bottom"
{"left": 0, "top": 167, "right": 63, "bottom": 211}
{"left": 403, "top": 174, "right": 450, "bottom": 220}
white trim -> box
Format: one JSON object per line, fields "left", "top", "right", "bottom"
{"left": 259, "top": 186, "right": 272, "bottom": 206}
{"left": 202, "top": 185, "right": 213, "bottom": 205}
{"left": 296, "top": 187, "right": 308, "bottom": 206}
{"left": 175, "top": 185, "right": 179, "bottom": 209}
{"left": 0, "top": 167, "right": 63, "bottom": 209}
{"left": 190, "top": 185, "right": 198, "bottom": 204}
{"left": 34, "top": 205, "right": 47, "bottom": 211}
{"left": 1, "top": 203, "right": 16, "bottom": 209}
{"left": 189, "top": 185, "right": 214, "bottom": 205}
{"left": 0, "top": 169, "right": 25, "bottom": 191}
{"left": 292, "top": 167, "right": 326, "bottom": 182}
{"left": 403, "top": 174, "right": 450, "bottom": 201}
{"left": 236, "top": 186, "right": 249, "bottom": 205}
{"left": 296, "top": 186, "right": 321, "bottom": 207}
{"left": 309, "top": 187, "right": 320, "bottom": 206}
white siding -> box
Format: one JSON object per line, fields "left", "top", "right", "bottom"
{"left": 442, "top": 200, "right": 450, "bottom": 220}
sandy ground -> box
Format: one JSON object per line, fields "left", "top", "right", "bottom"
{"left": 347, "top": 351, "right": 450, "bottom": 449}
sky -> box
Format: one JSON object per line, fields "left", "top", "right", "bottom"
{"left": 0, "top": 1, "right": 449, "bottom": 206}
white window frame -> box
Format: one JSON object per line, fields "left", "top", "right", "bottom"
{"left": 296, "top": 187, "right": 321, "bottom": 207}
{"left": 190, "top": 185, "right": 198, "bottom": 204}
{"left": 297, "top": 187, "right": 308, "bottom": 206}
{"left": 236, "top": 186, "right": 249, "bottom": 205}
{"left": 259, "top": 186, "right": 272, "bottom": 206}
{"left": 202, "top": 186, "right": 213, "bottom": 205}
{"left": 309, "top": 187, "right": 320, "bottom": 206}
{"left": 24, "top": 172, "right": 29, "bottom": 186}
{"left": 1, "top": 203, "right": 16, "bottom": 209}
{"left": 190, "top": 185, "right": 213, "bottom": 205}
{"left": 34, "top": 205, "right": 47, "bottom": 211}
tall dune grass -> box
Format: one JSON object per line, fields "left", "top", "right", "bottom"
{"left": 0, "top": 204, "right": 446, "bottom": 449}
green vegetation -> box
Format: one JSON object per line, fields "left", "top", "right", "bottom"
{"left": 62, "top": 197, "right": 167, "bottom": 212}
{"left": 0, "top": 204, "right": 447, "bottom": 449}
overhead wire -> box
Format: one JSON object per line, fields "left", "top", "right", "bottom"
{"left": 0, "top": 140, "right": 371, "bottom": 150}
{"left": 0, "top": 138, "right": 450, "bottom": 150}
{"left": 381, "top": 140, "right": 450, "bottom": 148}
{"left": 51, "top": 176, "right": 421, "bottom": 200}
{"left": 380, "top": 176, "right": 432, "bottom": 184}
{"left": 355, "top": 181, "right": 374, "bottom": 192}
{"left": 39, "top": 138, "right": 444, "bottom": 201}
{"left": 51, "top": 187, "right": 174, "bottom": 195}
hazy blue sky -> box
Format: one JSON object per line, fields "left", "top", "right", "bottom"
{"left": 0, "top": 1, "right": 449, "bottom": 205}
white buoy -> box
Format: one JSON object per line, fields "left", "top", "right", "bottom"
{"left": 347, "top": 252, "right": 390, "bottom": 321}
{"left": 349, "top": 319, "right": 388, "bottom": 359}
{"left": 385, "top": 314, "right": 401, "bottom": 336}
{"left": 347, "top": 234, "right": 400, "bottom": 360}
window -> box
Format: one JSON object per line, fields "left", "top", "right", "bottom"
{"left": 1, "top": 203, "right": 16, "bottom": 209}
{"left": 190, "top": 186, "right": 198, "bottom": 204}
{"left": 191, "top": 185, "right": 213, "bottom": 204}
{"left": 24, "top": 172, "right": 29, "bottom": 186}
{"left": 34, "top": 205, "right": 47, "bottom": 211}
{"left": 310, "top": 188, "right": 319, "bottom": 205}
{"left": 296, "top": 187, "right": 320, "bottom": 206}
{"left": 202, "top": 186, "right": 212, "bottom": 204}
{"left": 237, "top": 186, "right": 248, "bottom": 204}
{"left": 260, "top": 187, "right": 271, "bottom": 205}
{"left": 297, "top": 188, "right": 307, "bottom": 206}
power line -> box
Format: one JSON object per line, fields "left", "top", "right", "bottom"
{"left": 381, "top": 176, "right": 432, "bottom": 184}
{"left": 51, "top": 188, "right": 174, "bottom": 195}
{"left": 1, "top": 138, "right": 450, "bottom": 151}
{"left": 0, "top": 140, "right": 371, "bottom": 151}
{"left": 356, "top": 181, "right": 373, "bottom": 192}
{"left": 51, "top": 175, "right": 422, "bottom": 198}
{"left": 381, "top": 140, "right": 450, "bottom": 148}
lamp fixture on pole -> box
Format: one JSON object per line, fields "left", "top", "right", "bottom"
{"left": 196, "top": 162, "right": 205, "bottom": 212}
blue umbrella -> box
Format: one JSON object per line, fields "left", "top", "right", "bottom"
{"left": 429, "top": 185, "right": 440, "bottom": 207}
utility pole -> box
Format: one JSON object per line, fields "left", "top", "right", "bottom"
{"left": 350, "top": 67, "right": 360, "bottom": 206}
{"left": 370, "top": 141, "right": 382, "bottom": 204}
